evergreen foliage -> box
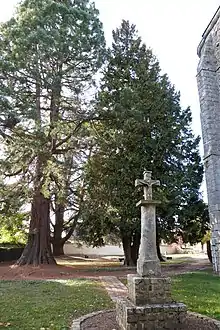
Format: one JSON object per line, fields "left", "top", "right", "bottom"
{"left": 0, "top": 0, "right": 105, "bottom": 265}
{"left": 79, "top": 21, "right": 206, "bottom": 265}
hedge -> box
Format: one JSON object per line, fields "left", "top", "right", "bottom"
{"left": 0, "top": 245, "right": 24, "bottom": 262}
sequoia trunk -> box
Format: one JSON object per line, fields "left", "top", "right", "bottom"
{"left": 52, "top": 241, "right": 64, "bottom": 256}
{"left": 17, "top": 191, "right": 56, "bottom": 266}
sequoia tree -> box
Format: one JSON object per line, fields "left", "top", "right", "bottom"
{"left": 79, "top": 21, "right": 204, "bottom": 265}
{"left": 0, "top": 0, "right": 105, "bottom": 265}
{"left": 50, "top": 148, "right": 90, "bottom": 256}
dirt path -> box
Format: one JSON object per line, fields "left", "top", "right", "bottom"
{"left": 0, "top": 257, "right": 211, "bottom": 280}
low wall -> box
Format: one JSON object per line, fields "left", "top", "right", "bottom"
{"left": 64, "top": 243, "right": 124, "bottom": 256}
{"left": 71, "top": 310, "right": 220, "bottom": 330}
{"left": 64, "top": 242, "right": 205, "bottom": 257}
{"left": 160, "top": 244, "right": 180, "bottom": 255}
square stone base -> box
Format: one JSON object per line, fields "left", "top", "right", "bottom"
{"left": 137, "top": 259, "right": 161, "bottom": 277}
{"left": 128, "top": 274, "right": 172, "bottom": 305}
{"left": 116, "top": 297, "right": 187, "bottom": 330}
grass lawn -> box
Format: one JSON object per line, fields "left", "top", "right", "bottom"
{"left": 0, "top": 279, "right": 113, "bottom": 330}
{"left": 57, "top": 258, "right": 121, "bottom": 269}
{"left": 56, "top": 257, "right": 125, "bottom": 273}
{"left": 172, "top": 272, "right": 220, "bottom": 320}
{"left": 161, "top": 258, "right": 191, "bottom": 265}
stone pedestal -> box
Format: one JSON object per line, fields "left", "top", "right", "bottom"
{"left": 116, "top": 297, "right": 187, "bottom": 330}
{"left": 127, "top": 275, "right": 172, "bottom": 305}
{"left": 116, "top": 274, "right": 187, "bottom": 330}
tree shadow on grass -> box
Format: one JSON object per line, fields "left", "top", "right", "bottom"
{"left": 172, "top": 272, "right": 220, "bottom": 320}
{"left": 0, "top": 279, "right": 113, "bottom": 330}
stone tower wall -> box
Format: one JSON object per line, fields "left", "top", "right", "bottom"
{"left": 197, "top": 7, "right": 220, "bottom": 273}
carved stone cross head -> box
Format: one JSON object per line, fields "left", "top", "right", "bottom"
{"left": 135, "top": 171, "right": 160, "bottom": 200}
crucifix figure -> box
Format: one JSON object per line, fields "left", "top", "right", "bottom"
{"left": 135, "top": 170, "right": 161, "bottom": 277}
{"left": 135, "top": 170, "right": 160, "bottom": 201}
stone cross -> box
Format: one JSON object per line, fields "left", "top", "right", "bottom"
{"left": 116, "top": 169, "right": 187, "bottom": 330}
{"left": 135, "top": 170, "right": 161, "bottom": 277}
{"left": 135, "top": 171, "right": 160, "bottom": 201}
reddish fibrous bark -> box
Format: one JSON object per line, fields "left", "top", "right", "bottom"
{"left": 17, "top": 191, "right": 56, "bottom": 266}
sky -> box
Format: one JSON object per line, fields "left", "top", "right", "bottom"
{"left": 0, "top": 0, "right": 219, "bottom": 199}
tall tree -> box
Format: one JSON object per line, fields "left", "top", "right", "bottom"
{"left": 79, "top": 20, "right": 204, "bottom": 265}
{"left": 0, "top": 0, "right": 105, "bottom": 265}
{"left": 177, "top": 198, "right": 209, "bottom": 245}
{"left": 50, "top": 148, "right": 88, "bottom": 256}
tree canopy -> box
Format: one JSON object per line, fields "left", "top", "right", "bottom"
{"left": 0, "top": 5, "right": 208, "bottom": 266}
{"left": 78, "top": 20, "right": 206, "bottom": 265}
{"left": 0, "top": 0, "right": 106, "bottom": 265}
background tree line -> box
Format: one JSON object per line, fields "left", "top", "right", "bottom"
{"left": 0, "top": 0, "right": 209, "bottom": 266}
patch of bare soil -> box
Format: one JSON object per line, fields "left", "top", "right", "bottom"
{"left": 81, "top": 311, "right": 119, "bottom": 330}
{"left": 0, "top": 257, "right": 211, "bottom": 280}
{"left": 0, "top": 262, "right": 133, "bottom": 280}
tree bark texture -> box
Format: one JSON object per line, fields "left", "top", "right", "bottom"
{"left": 17, "top": 191, "right": 56, "bottom": 266}
{"left": 122, "top": 232, "right": 140, "bottom": 266}
{"left": 52, "top": 241, "right": 64, "bottom": 256}
{"left": 131, "top": 232, "right": 140, "bottom": 265}
{"left": 122, "top": 236, "right": 134, "bottom": 266}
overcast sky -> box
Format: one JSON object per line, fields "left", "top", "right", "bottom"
{"left": 0, "top": 0, "right": 219, "bottom": 199}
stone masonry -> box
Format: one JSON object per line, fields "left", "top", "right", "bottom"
{"left": 116, "top": 171, "right": 187, "bottom": 329}
{"left": 127, "top": 275, "right": 172, "bottom": 306}
{"left": 197, "top": 6, "right": 220, "bottom": 274}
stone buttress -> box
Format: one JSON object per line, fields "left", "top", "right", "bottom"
{"left": 197, "top": 6, "right": 220, "bottom": 274}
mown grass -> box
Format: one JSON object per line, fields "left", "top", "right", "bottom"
{"left": 161, "top": 258, "right": 191, "bottom": 265}
{"left": 172, "top": 272, "right": 220, "bottom": 320}
{"left": 56, "top": 257, "right": 135, "bottom": 273}
{"left": 0, "top": 279, "right": 113, "bottom": 330}
{"left": 57, "top": 258, "right": 121, "bottom": 268}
